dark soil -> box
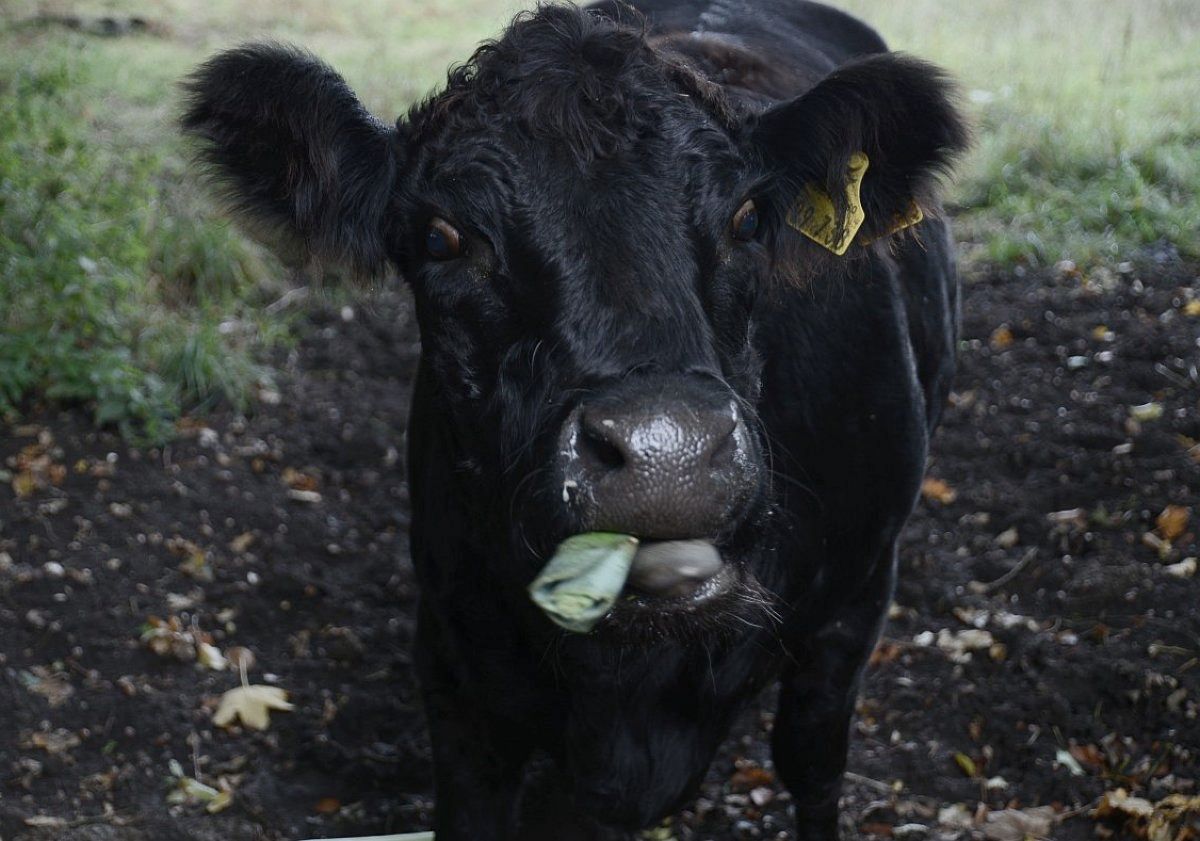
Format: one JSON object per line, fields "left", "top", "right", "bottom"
{"left": 2, "top": 257, "right": 1198, "bottom": 841}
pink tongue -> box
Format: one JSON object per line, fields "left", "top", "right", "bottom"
{"left": 627, "top": 540, "right": 723, "bottom": 597}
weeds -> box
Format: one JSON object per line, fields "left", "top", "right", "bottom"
{"left": 0, "top": 39, "right": 279, "bottom": 440}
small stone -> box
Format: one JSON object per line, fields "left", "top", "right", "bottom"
{"left": 748, "top": 786, "right": 773, "bottom": 807}
{"left": 893, "top": 824, "right": 930, "bottom": 840}
{"left": 1054, "top": 259, "right": 1077, "bottom": 277}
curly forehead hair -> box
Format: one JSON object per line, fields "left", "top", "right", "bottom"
{"left": 409, "top": 3, "right": 735, "bottom": 160}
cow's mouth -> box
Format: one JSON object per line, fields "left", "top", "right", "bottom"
{"left": 599, "top": 536, "right": 776, "bottom": 637}
{"left": 624, "top": 538, "right": 730, "bottom": 601}
{"left": 622, "top": 560, "right": 737, "bottom": 610}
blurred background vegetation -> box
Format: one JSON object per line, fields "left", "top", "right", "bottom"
{"left": 1, "top": 0, "right": 1197, "bottom": 438}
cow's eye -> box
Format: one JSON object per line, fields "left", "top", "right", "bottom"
{"left": 731, "top": 199, "right": 759, "bottom": 241}
{"left": 425, "top": 217, "right": 462, "bottom": 260}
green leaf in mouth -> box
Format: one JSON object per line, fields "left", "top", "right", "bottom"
{"left": 528, "top": 532, "right": 639, "bottom": 633}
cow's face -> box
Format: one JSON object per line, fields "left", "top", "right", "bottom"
{"left": 183, "top": 7, "right": 965, "bottom": 632}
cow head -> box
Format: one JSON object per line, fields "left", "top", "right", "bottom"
{"left": 183, "top": 5, "right": 966, "bottom": 635}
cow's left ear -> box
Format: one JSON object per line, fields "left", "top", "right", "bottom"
{"left": 752, "top": 53, "right": 969, "bottom": 256}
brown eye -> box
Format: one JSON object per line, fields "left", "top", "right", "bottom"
{"left": 425, "top": 217, "right": 462, "bottom": 260}
{"left": 731, "top": 199, "right": 759, "bottom": 241}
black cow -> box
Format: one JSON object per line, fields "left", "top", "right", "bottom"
{"left": 182, "top": 1, "right": 967, "bottom": 837}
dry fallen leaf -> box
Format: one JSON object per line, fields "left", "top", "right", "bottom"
{"left": 870, "top": 641, "right": 903, "bottom": 666}
{"left": 1094, "top": 788, "right": 1200, "bottom": 841}
{"left": 1156, "top": 505, "right": 1190, "bottom": 541}
{"left": 860, "top": 822, "right": 894, "bottom": 837}
{"left": 141, "top": 615, "right": 201, "bottom": 662}
{"left": 213, "top": 684, "right": 294, "bottom": 730}
{"left": 989, "top": 325, "right": 1014, "bottom": 349}
{"left": 314, "top": 796, "right": 342, "bottom": 814}
{"left": 729, "top": 763, "right": 775, "bottom": 792}
{"left": 1180, "top": 435, "right": 1200, "bottom": 465}
{"left": 938, "top": 803, "right": 975, "bottom": 830}
{"left": 1130, "top": 402, "right": 1164, "bottom": 423}
{"left": 12, "top": 471, "right": 36, "bottom": 498}
{"left": 953, "top": 752, "right": 978, "bottom": 778}
{"left": 1142, "top": 531, "right": 1172, "bottom": 559}
{"left": 640, "top": 823, "right": 675, "bottom": 841}
{"left": 281, "top": 467, "right": 320, "bottom": 492}
{"left": 22, "top": 728, "right": 81, "bottom": 754}
{"left": 1069, "top": 743, "right": 1105, "bottom": 771}
{"left": 19, "top": 667, "right": 74, "bottom": 708}
{"left": 921, "top": 477, "right": 957, "bottom": 505}
{"left": 229, "top": 531, "right": 255, "bottom": 553}
{"left": 915, "top": 628, "right": 995, "bottom": 663}
{"left": 165, "top": 758, "right": 235, "bottom": 812}
{"left": 206, "top": 790, "right": 234, "bottom": 814}
{"left": 197, "top": 642, "right": 228, "bottom": 671}
{"left": 982, "top": 806, "right": 1056, "bottom": 841}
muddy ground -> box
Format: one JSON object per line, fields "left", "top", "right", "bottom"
{"left": 2, "top": 256, "right": 1198, "bottom": 841}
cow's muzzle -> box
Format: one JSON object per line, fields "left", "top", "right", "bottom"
{"left": 558, "top": 375, "right": 760, "bottom": 596}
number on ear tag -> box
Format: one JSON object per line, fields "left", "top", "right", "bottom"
{"left": 786, "top": 151, "right": 868, "bottom": 256}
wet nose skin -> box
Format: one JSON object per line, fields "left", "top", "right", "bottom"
{"left": 560, "top": 378, "right": 758, "bottom": 539}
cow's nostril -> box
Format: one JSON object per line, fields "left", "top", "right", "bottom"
{"left": 579, "top": 419, "right": 627, "bottom": 471}
{"left": 709, "top": 423, "right": 738, "bottom": 468}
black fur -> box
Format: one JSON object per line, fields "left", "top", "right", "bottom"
{"left": 180, "top": 44, "right": 401, "bottom": 274}
{"left": 181, "top": 2, "right": 969, "bottom": 837}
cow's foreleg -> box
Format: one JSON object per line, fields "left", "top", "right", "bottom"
{"left": 771, "top": 551, "right": 896, "bottom": 841}
{"left": 417, "top": 610, "right": 528, "bottom": 840}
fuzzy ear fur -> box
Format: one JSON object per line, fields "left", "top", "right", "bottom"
{"left": 181, "top": 44, "right": 401, "bottom": 274}
{"left": 753, "top": 53, "right": 969, "bottom": 268}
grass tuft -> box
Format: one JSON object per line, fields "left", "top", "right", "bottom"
{"left": 0, "top": 36, "right": 283, "bottom": 440}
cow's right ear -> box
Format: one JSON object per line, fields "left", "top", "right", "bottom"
{"left": 182, "top": 44, "right": 402, "bottom": 275}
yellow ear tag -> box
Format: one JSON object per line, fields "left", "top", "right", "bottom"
{"left": 890, "top": 200, "right": 924, "bottom": 233}
{"left": 860, "top": 200, "right": 925, "bottom": 246}
{"left": 787, "top": 151, "right": 868, "bottom": 256}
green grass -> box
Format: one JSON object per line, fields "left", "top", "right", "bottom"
{"left": 0, "top": 0, "right": 1196, "bottom": 437}
{"left": 840, "top": 0, "right": 1200, "bottom": 267}
{"left": 0, "top": 35, "right": 278, "bottom": 440}
{"left": 0, "top": 0, "right": 516, "bottom": 439}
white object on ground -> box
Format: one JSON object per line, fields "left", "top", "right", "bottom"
{"left": 298, "top": 834, "right": 434, "bottom": 841}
